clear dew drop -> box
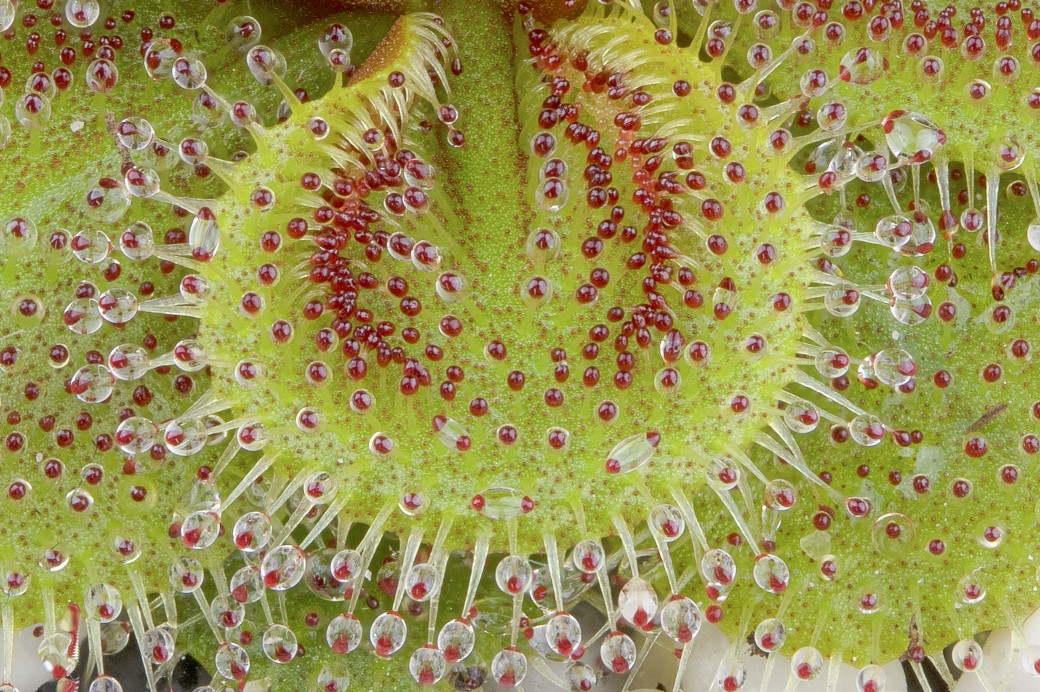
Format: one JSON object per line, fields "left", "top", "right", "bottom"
{"left": 473, "top": 487, "right": 531, "bottom": 521}
{"left": 0, "top": 565, "right": 29, "bottom": 597}
{"left": 752, "top": 554, "right": 789, "bottom": 594}
{"left": 232, "top": 511, "right": 273, "bottom": 553}
{"left": 492, "top": 647, "right": 528, "bottom": 687}
{"left": 709, "top": 456, "right": 740, "bottom": 490}
{"left": 142, "top": 625, "right": 175, "bottom": 666}
{"left": 70, "top": 364, "right": 115, "bottom": 403}
{"left": 317, "top": 668, "right": 350, "bottom": 691}
{"left": 235, "top": 359, "right": 267, "bottom": 390}
{"left": 989, "top": 132, "right": 1025, "bottom": 171}
{"left": 304, "top": 549, "right": 346, "bottom": 602}
{"left": 410, "top": 241, "right": 441, "bottom": 271}
{"left": 85, "top": 59, "right": 118, "bottom": 93}
{"left": 1020, "top": 645, "right": 1040, "bottom": 677}
{"left": 231, "top": 570, "right": 264, "bottom": 603}
{"left": 902, "top": 212, "right": 936, "bottom": 256}
{"left": 717, "top": 657, "right": 747, "bottom": 691}
{"left": 854, "top": 150, "right": 889, "bottom": 183}
{"left": 192, "top": 92, "right": 223, "bottom": 128}
{"left": 97, "top": 288, "right": 139, "bottom": 324}
{"left": 1, "top": 217, "right": 38, "bottom": 256}
{"left": 958, "top": 573, "right": 987, "bottom": 605}
{"left": 230, "top": 101, "right": 257, "bottom": 128}
{"left": 753, "top": 617, "right": 786, "bottom": 653}
{"left": 180, "top": 510, "right": 221, "bottom": 550}
{"left": 871, "top": 348, "right": 916, "bottom": 386}
{"left": 764, "top": 479, "right": 797, "bottom": 511}
{"left": 544, "top": 612, "right": 582, "bottom": 656}
{"left": 88, "top": 676, "right": 123, "bottom": 692}
{"left": 0, "top": 0, "right": 13, "bottom": 32}
{"left": 649, "top": 503, "right": 685, "bottom": 539}
{"left": 1027, "top": 219, "right": 1040, "bottom": 252}
{"left": 38, "top": 632, "right": 75, "bottom": 677}
{"left": 405, "top": 562, "right": 439, "bottom": 602}
{"left": 791, "top": 646, "right": 824, "bottom": 680}
{"left": 819, "top": 224, "right": 853, "bottom": 258}
{"left": 567, "top": 662, "right": 598, "bottom": 691}
{"left": 65, "top": 0, "right": 100, "bottom": 27}
{"left": 304, "top": 471, "right": 337, "bottom": 504}
{"left": 14, "top": 92, "right": 51, "bottom": 128}
{"left": 404, "top": 159, "right": 436, "bottom": 189}
{"left": 438, "top": 619, "right": 475, "bottom": 663}
{"left": 822, "top": 283, "right": 860, "bottom": 317}
{"left": 319, "top": 23, "right": 353, "bottom": 58}
{"left": 436, "top": 272, "right": 465, "bottom": 303}
{"left": 617, "top": 577, "right": 658, "bottom": 628}
{"left": 849, "top": 414, "right": 885, "bottom": 447}
{"left": 326, "top": 47, "right": 351, "bottom": 73}
{"left": 660, "top": 595, "right": 702, "bottom": 643}
{"left": 535, "top": 178, "right": 569, "bottom": 213}
{"left": 701, "top": 548, "right": 737, "bottom": 588}
{"left": 173, "top": 339, "right": 207, "bottom": 372}
{"left": 410, "top": 644, "right": 447, "bottom": 686}
{"left": 210, "top": 594, "right": 244, "bottom": 629}
{"left": 214, "top": 641, "right": 250, "bottom": 681}
{"left": 783, "top": 402, "right": 819, "bottom": 434}
{"left": 839, "top": 47, "right": 886, "bottom": 84}
{"left": 189, "top": 210, "right": 220, "bottom": 258}
{"left": 495, "top": 555, "right": 534, "bottom": 595}
{"left": 870, "top": 512, "right": 916, "bottom": 558}
{"left": 72, "top": 230, "right": 112, "bottom": 263}
{"left": 889, "top": 294, "right": 931, "bottom": 326}
{"left": 799, "top": 68, "right": 828, "bottom": 98}
{"left": 571, "top": 539, "right": 605, "bottom": 574}
{"left": 164, "top": 418, "right": 207, "bottom": 456}
{"left": 604, "top": 431, "right": 659, "bottom": 474}
{"left": 167, "top": 556, "right": 204, "bottom": 594}
{"left": 882, "top": 111, "right": 945, "bottom": 163}
{"left": 227, "top": 16, "right": 262, "bottom": 51}
{"left": 960, "top": 207, "right": 984, "bottom": 233}
{"left": 143, "top": 39, "right": 182, "bottom": 80}
{"left": 171, "top": 56, "right": 208, "bottom": 91}
{"left": 386, "top": 232, "right": 413, "bottom": 261}
{"left": 0, "top": 115, "right": 11, "bottom": 149}
{"left": 85, "top": 183, "right": 131, "bottom": 223}
{"left": 888, "top": 266, "right": 929, "bottom": 300}
{"left": 84, "top": 583, "right": 122, "bottom": 623}
{"left": 123, "top": 165, "right": 161, "bottom": 199}
{"left": 119, "top": 221, "right": 155, "bottom": 260}
{"left": 814, "top": 348, "right": 849, "bottom": 377}
{"left": 874, "top": 214, "right": 912, "bottom": 249}
{"left": 370, "top": 611, "right": 407, "bottom": 657}
{"left": 326, "top": 613, "right": 363, "bottom": 654}
{"left": 827, "top": 142, "right": 862, "bottom": 184}
{"left": 114, "top": 417, "right": 158, "bottom": 455}
{"left": 856, "top": 664, "right": 887, "bottom": 691}
{"left": 433, "top": 415, "right": 470, "bottom": 451}
{"left": 526, "top": 227, "right": 561, "bottom": 263}
{"left": 330, "top": 548, "right": 363, "bottom": 584}
{"left": 599, "top": 632, "right": 636, "bottom": 675}
{"left": 262, "top": 624, "right": 298, "bottom": 664}
{"left": 246, "top": 45, "right": 288, "bottom": 85}
{"left": 261, "top": 545, "right": 307, "bottom": 590}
